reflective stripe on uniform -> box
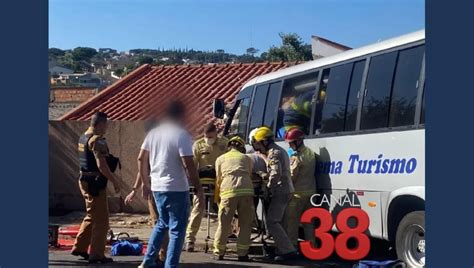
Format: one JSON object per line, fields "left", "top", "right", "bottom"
{"left": 220, "top": 188, "right": 254, "bottom": 199}
{"left": 200, "top": 178, "right": 215, "bottom": 185}
{"left": 214, "top": 244, "right": 226, "bottom": 250}
{"left": 291, "top": 102, "right": 311, "bottom": 117}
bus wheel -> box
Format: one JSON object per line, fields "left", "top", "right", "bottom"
{"left": 396, "top": 211, "right": 425, "bottom": 267}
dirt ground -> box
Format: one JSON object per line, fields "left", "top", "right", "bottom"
{"left": 49, "top": 212, "right": 395, "bottom": 268}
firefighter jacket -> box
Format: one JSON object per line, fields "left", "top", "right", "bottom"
{"left": 215, "top": 149, "right": 254, "bottom": 200}
{"left": 266, "top": 143, "right": 295, "bottom": 196}
{"left": 290, "top": 145, "right": 316, "bottom": 197}
{"left": 193, "top": 136, "right": 228, "bottom": 184}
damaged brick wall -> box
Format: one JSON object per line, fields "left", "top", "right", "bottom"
{"left": 50, "top": 87, "right": 98, "bottom": 103}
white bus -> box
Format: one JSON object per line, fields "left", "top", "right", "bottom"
{"left": 216, "top": 30, "right": 425, "bottom": 267}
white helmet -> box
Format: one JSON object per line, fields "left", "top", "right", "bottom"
{"left": 248, "top": 128, "right": 259, "bottom": 144}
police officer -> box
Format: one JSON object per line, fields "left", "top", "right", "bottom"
{"left": 71, "top": 112, "right": 120, "bottom": 264}
{"left": 284, "top": 127, "right": 317, "bottom": 249}
{"left": 213, "top": 136, "right": 254, "bottom": 261}
{"left": 251, "top": 127, "right": 298, "bottom": 262}
{"left": 185, "top": 123, "right": 228, "bottom": 251}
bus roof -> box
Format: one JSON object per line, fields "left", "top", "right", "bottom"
{"left": 241, "top": 29, "right": 425, "bottom": 90}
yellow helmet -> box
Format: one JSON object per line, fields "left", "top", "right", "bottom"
{"left": 228, "top": 136, "right": 245, "bottom": 147}
{"left": 253, "top": 126, "right": 274, "bottom": 142}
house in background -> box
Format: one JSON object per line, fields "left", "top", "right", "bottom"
{"left": 311, "top": 35, "right": 351, "bottom": 59}
{"left": 49, "top": 66, "right": 74, "bottom": 76}
{"left": 52, "top": 73, "right": 103, "bottom": 88}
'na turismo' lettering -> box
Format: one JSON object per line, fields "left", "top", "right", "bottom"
{"left": 348, "top": 154, "right": 417, "bottom": 174}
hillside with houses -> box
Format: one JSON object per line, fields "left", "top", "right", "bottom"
{"left": 48, "top": 33, "right": 350, "bottom": 120}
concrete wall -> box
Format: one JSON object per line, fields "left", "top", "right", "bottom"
{"left": 311, "top": 38, "right": 349, "bottom": 59}
{"left": 49, "top": 120, "right": 149, "bottom": 213}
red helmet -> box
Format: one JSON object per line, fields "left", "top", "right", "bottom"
{"left": 284, "top": 128, "right": 305, "bottom": 142}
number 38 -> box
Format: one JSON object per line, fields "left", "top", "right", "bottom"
{"left": 299, "top": 208, "right": 370, "bottom": 261}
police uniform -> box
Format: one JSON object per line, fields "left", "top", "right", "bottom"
{"left": 186, "top": 136, "right": 228, "bottom": 245}
{"left": 286, "top": 145, "right": 317, "bottom": 247}
{"left": 265, "top": 143, "right": 296, "bottom": 255}
{"left": 213, "top": 149, "right": 254, "bottom": 257}
{"left": 72, "top": 127, "right": 110, "bottom": 260}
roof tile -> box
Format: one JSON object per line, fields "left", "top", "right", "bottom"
{"left": 60, "top": 62, "right": 293, "bottom": 134}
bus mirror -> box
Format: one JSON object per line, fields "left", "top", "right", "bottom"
{"left": 213, "top": 98, "right": 225, "bottom": 119}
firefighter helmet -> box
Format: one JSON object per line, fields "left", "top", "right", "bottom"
{"left": 284, "top": 128, "right": 305, "bottom": 142}
{"left": 253, "top": 126, "right": 274, "bottom": 142}
{"left": 228, "top": 136, "right": 245, "bottom": 147}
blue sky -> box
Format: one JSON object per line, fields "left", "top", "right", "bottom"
{"left": 49, "top": 0, "right": 425, "bottom": 54}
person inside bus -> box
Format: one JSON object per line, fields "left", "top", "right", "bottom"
{"left": 277, "top": 90, "right": 313, "bottom": 138}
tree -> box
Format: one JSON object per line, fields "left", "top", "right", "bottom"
{"left": 216, "top": 49, "right": 225, "bottom": 54}
{"left": 246, "top": 47, "right": 259, "bottom": 56}
{"left": 49, "top": 48, "right": 65, "bottom": 57}
{"left": 72, "top": 47, "right": 98, "bottom": 61}
{"left": 138, "top": 56, "right": 154, "bottom": 65}
{"left": 114, "top": 68, "right": 124, "bottom": 77}
{"left": 266, "top": 33, "right": 312, "bottom": 62}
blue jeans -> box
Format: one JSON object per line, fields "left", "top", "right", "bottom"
{"left": 142, "top": 191, "right": 190, "bottom": 268}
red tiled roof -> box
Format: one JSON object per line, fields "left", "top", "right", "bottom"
{"left": 60, "top": 62, "right": 294, "bottom": 134}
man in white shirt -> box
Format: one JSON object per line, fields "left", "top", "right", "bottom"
{"left": 138, "top": 101, "right": 203, "bottom": 268}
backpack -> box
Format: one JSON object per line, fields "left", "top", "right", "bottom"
{"left": 111, "top": 240, "right": 143, "bottom": 256}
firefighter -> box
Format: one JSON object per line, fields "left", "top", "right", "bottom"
{"left": 71, "top": 112, "right": 120, "bottom": 264}
{"left": 278, "top": 91, "right": 313, "bottom": 138}
{"left": 185, "top": 123, "right": 228, "bottom": 251}
{"left": 251, "top": 126, "right": 298, "bottom": 262}
{"left": 213, "top": 136, "right": 254, "bottom": 261}
{"left": 284, "top": 127, "right": 317, "bottom": 249}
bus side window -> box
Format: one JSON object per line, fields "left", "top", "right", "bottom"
{"left": 360, "top": 51, "right": 398, "bottom": 130}
{"left": 313, "top": 69, "right": 331, "bottom": 134}
{"left": 275, "top": 71, "right": 319, "bottom": 138}
{"left": 345, "top": 61, "right": 366, "bottom": 131}
{"left": 420, "top": 82, "right": 425, "bottom": 124}
{"left": 388, "top": 45, "right": 425, "bottom": 127}
{"left": 228, "top": 98, "right": 251, "bottom": 138}
{"left": 249, "top": 84, "right": 270, "bottom": 131}
{"left": 313, "top": 61, "right": 365, "bottom": 134}
{"left": 263, "top": 81, "right": 282, "bottom": 129}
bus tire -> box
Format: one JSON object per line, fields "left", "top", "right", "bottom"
{"left": 395, "top": 211, "right": 425, "bottom": 267}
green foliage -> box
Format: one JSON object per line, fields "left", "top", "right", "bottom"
{"left": 246, "top": 47, "right": 259, "bottom": 56}
{"left": 114, "top": 68, "right": 124, "bottom": 77}
{"left": 49, "top": 48, "right": 65, "bottom": 57}
{"left": 72, "top": 47, "right": 98, "bottom": 61}
{"left": 267, "top": 33, "right": 312, "bottom": 62}
{"left": 48, "top": 32, "right": 314, "bottom": 76}
{"left": 138, "top": 56, "right": 154, "bottom": 65}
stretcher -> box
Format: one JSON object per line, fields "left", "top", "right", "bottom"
{"left": 190, "top": 177, "right": 217, "bottom": 253}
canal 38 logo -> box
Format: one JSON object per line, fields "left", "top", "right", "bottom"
{"left": 299, "top": 194, "right": 370, "bottom": 261}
